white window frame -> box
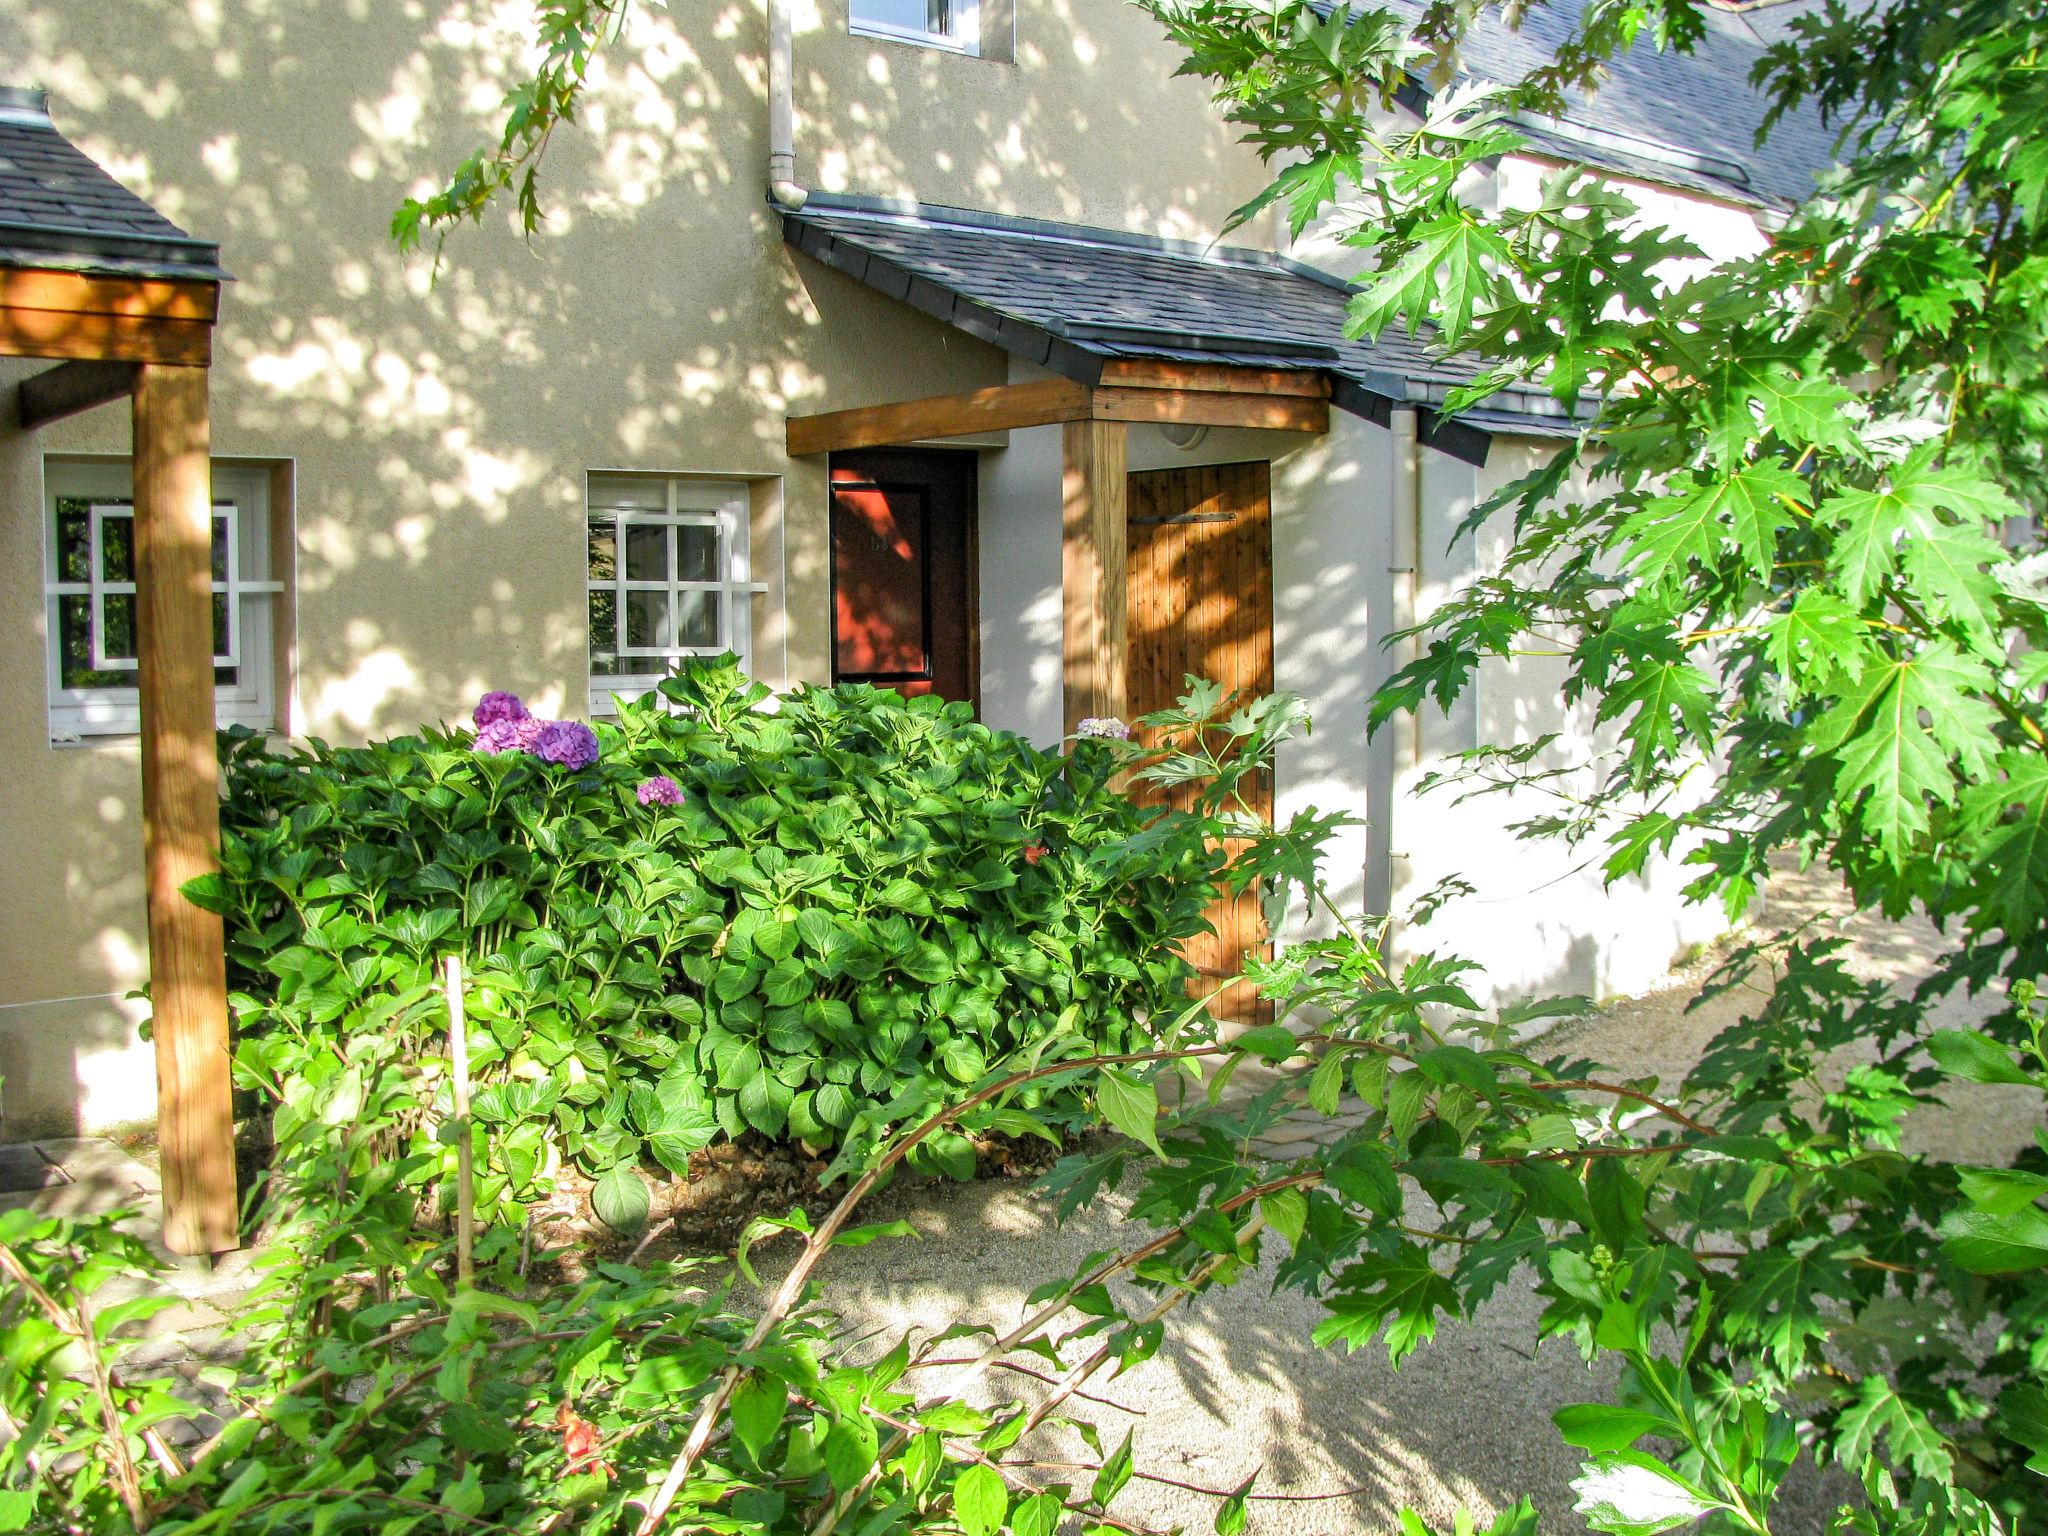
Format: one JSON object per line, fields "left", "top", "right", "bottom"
{"left": 850, "top": 0, "right": 980, "bottom": 55}
{"left": 44, "top": 460, "right": 285, "bottom": 741}
{"left": 587, "top": 474, "right": 767, "bottom": 715}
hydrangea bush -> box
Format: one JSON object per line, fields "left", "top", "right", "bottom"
{"left": 197, "top": 656, "right": 1219, "bottom": 1224}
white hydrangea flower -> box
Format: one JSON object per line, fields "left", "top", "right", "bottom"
{"left": 1076, "top": 716, "right": 1132, "bottom": 740}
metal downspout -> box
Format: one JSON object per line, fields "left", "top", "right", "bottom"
{"left": 1386, "top": 405, "right": 1422, "bottom": 915}
{"left": 768, "top": 0, "right": 807, "bottom": 209}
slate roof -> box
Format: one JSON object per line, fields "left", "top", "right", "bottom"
{"left": 1377, "top": 0, "right": 1846, "bottom": 210}
{"left": 783, "top": 194, "right": 1576, "bottom": 451}
{"left": 0, "top": 86, "right": 227, "bottom": 281}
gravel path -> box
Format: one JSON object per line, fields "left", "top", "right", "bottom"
{"left": 796, "top": 867, "right": 2039, "bottom": 1535}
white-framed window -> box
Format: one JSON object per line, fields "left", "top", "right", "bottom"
{"left": 587, "top": 473, "right": 765, "bottom": 714}
{"left": 44, "top": 459, "right": 286, "bottom": 741}
{"left": 850, "top": 0, "right": 980, "bottom": 54}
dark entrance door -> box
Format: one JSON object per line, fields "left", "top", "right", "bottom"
{"left": 830, "top": 448, "right": 978, "bottom": 706}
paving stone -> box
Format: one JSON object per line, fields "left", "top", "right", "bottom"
{"left": 36, "top": 1137, "right": 135, "bottom": 1172}
{"left": 41, "top": 1138, "right": 163, "bottom": 1194}
{"left": 1255, "top": 1123, "right": 1322, "bottom": 1147}
{"left": 21, "top": 1177, "right": 156, "bottom": 1221}
{"left": 0, "top": 1143, "right": 69, "bottom": 1191}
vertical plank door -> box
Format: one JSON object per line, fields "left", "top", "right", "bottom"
{"left": 1125, "top": 461, "right": 1275, "bottom": 1024}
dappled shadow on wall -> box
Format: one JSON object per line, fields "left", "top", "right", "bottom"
{"left": 14, "top": 0, "right": 1268, "bottom": 742}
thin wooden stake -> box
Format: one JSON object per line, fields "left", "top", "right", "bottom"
{"left": 443, "top": 954, "right": 475, "bottom": 1289}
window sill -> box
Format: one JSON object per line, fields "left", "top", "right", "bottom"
{"left": 848, "top": 21, "right": 981, "bottom": 56}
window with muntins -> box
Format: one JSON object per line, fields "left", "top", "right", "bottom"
{"left": 44, "top": 459, "right": 286, "bottom": 741}
{"left": 587, "top": 474, "right": 763, "bottom": 714}
{"left": 850, "top": 0, "right": 980, "bottom": 54}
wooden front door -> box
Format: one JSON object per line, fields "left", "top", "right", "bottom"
{"left": 830, "top": 449, "right": 978, "bottom": 705}
{"left": 1127, "top": 461, "right": 1276, "bottom": 1023}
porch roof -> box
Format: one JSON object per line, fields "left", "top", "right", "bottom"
{"left": 0, "top": 86, "right": 229, "bottom": 282}
{"left": 782, "top": 193, "right": 1579, "bottom": 448}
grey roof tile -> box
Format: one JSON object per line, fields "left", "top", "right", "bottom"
{"left": 1368, "top": 0, "right": 1846, "bottom": 209}
{"left": 783, "top": 194, "right": 1576, "bottom": 448}
{"left": 0, "top": 86, "right": 227, "bottom": 281}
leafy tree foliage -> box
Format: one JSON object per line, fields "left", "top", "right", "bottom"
{"left": 1125, "top": 0, "right": 2048, "bottom": 1528}
{"left": 1145, "top": 0, "right": 2045, "bottom": 966}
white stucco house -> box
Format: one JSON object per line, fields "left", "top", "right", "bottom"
{"left": 0, "top": 0, "right": 1838, "bottom": 1138}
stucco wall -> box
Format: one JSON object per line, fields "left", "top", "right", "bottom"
{"left": 0, "top": 0, "right": 1276, "bottom": 1133}
{"left": 1387, "top": 436, "right": 1729, "bottom": 1004}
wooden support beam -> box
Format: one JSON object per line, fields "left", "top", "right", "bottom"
{"left": 132, "top": 362, "right": 237, "bottom": 1256}
{"left": 0, "top": 269, "right": 218, "bottom": 366}
{"left": 1095, "top": 358, "right": 1331, "bottom": 398}
{"left": 18, "top": 359, "right": 138, "bottom": 430}
{"left": 0, "top": 307, "right": 212, "bottom": 366}
{"left": 788, "top": 376, "right": 1090, "bottom": 456}
{"left": 1062, "top": 418, "right": 1128, "bottom": 736}
{"left": 1091, "top": 387, "right": 1328, "bottom": 433}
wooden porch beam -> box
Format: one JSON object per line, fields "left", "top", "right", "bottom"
{"left": 133, "top": 362, "right": 238, "bottom": 1256}
{"left": 1094, "top": 358, "right": 1330, "bottom": 398}
{"left": 788, "top": 376, "right": 1090, "bottom": 456}
{"left": 1061, "top": 418, "right": 1128, "bottom": 736}
{"left": 18, "top": 359, "right": 139, "bottom": 430}
{"left": 1090, "top": 387, "right": 1328, "bottom": 433}
{"left": 0, "top": 269, "right": 218, "bottom": 367}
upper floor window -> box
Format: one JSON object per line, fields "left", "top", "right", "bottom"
{"left": 44, "top": 458, "right": 287, "bottom": 742}
{"left": 587, "top": 473, "right": 764, "bottom": 714}
{"left": 851, "top": 0, "right": 980, "bottom": 54}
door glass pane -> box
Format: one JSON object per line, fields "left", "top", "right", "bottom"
{"left": 101, "top": 515, "right": 134, "bottom": 582}
{"left": 625, "top": 590, "right": 669, "bottom": 650}
{"left": 624, "top": 524, "right": 668, "bottom": 581}
{"left": 55, "top": 501, "right": 93, "bottom": 582}
{"left": 677, "top": 525, "right": 718, "bottom": 583}
{"left": 102, "top": 594, "right": 137, "bottom": 663}
{"left": 675, "top": 590, "right": 718, "bottom": 649}
{"left": 832, "top": 477, "right": 928, "bottom": 677}
{"left": 587, "top": 524, "right": 617, "bottom": 581}
{"left": 59, "top": 595, "right": 125, "bottom": 687}
{"left": 211, "top": 515, "right": 231, "bottom": 582}
{"left": 212, "top": 593, "right": 232, "bottom": 659}
{"left": 589, "top": 588, "right": 618, "bottom": 673}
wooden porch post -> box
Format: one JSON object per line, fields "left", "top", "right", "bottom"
{"left": 132, "top": 362, "right": 238, "bottom": 1256}
{"left": 1061, "top": 417, "right": 1129, "bottom": 735}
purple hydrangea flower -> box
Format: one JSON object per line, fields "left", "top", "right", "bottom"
{"left": 474, "top": 716, "right": 545, "bottom": 755}
{"left": 473, "top": 690, "right": 530, "bottom": 728}
{"left": 533, "top": 719, "right": 601, "bottom": 771}
{"left": 1077, "top": 716, "right": 1132, "bottom": 741}
{"left": 636, "top": 775, "right": 684, "bottom": 807}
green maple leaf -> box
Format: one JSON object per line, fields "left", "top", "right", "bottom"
{"left": 1861, "top": 230, "right": 1987, "bottom": 334}
{"left": 1832, "top": 1375, "right": 1953, "bottom": 1480}
{"left": 1617, "top": 462, "right": 1807, "bottom": 583}
{"left": 1351, "top": 211, "right": 1511, "bottom": 342}
{"left": 1897, "top": 516, "right": 2008, "bottom": 652}
{"left": 1960, "top": 751, "right": 2048, "bottom": 934}
{"left": 1821, "top": 448, "right": 2024, "bottom": 607}
{"left": 1764, "top": 589, "right": 1871, "bottom": 688}
{"left": 1722, "top": 1238, "right": 1859, "bottom": 1378}
{"left": 1758, "top": 371, "right": 1865, "bottom": 456}
{"left": 1809, "top": 644, "right": 2001, "bottom": 862}
{"left": 1700, "top": 350, "right": 1863, "bottom": 458}
{"left": 1311, "top": 1242, "right": 1458, "bottom": 1367}
{"left": 1229, "top": 151, "right": 1363, "bottom": 238}
{"left": 1594, "top": 650, "right": 1715, "bottom": 783}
